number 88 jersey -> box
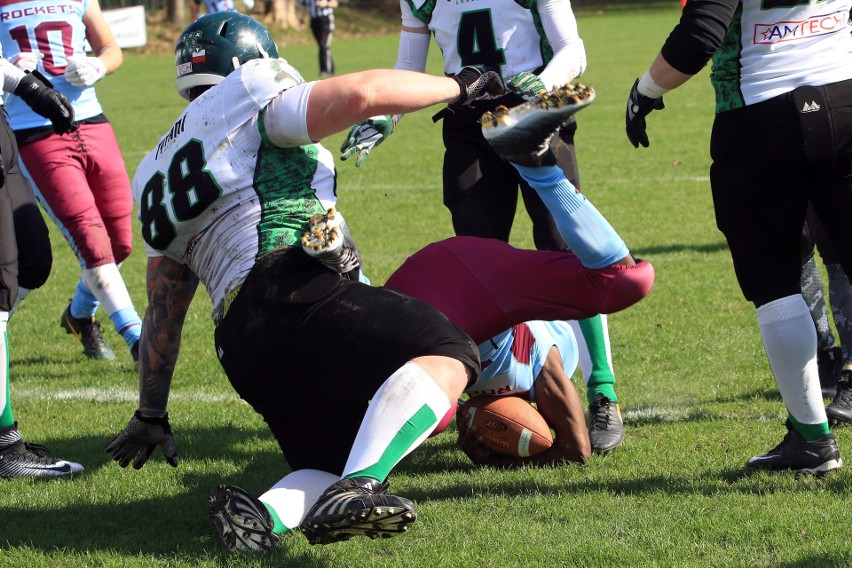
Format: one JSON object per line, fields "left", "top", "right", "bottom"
{"left": 403, "top": 0, "right": 553, "bottom": 83}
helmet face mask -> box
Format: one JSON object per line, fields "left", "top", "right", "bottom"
{"left": 175, "top": 12, "right": 280, "bottom": 101}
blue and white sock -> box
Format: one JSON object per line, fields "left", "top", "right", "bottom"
{"left": 70, "top": 278, "right": 99, "bottom": 319}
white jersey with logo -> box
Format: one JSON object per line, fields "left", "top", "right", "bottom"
{"left": 469, "top": 320, "right": 578, "bottom": 402}
{"left": 403, "top": 0, "right": 556, "bottom": 82}
{"left": 712, "top": 0, "right": 852, "bottom": 111}
{"left": 0, "top": 0, "right": 103, "bottom": 128}
{"left": 132, "top": 58, "right": 337, "bottom": 321}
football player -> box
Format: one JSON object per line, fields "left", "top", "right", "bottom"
{"left": 104, "top": 11, "right": 504, "bottom": 550}
{"left": 626, "top": 0, "right": 852, "bottom": 473}
{"left": 1, "top": 0, "right": 144, "bottom": 363}
{"left": 339, "top": 0, "right": 629, "bottom": 456}
{"left": 0, "top": 59, "right": 82, "bottom": 478}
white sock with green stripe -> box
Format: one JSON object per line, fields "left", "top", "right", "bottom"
{"left": 343, "top": 361, "right": 450, "bottom": 481}
{"left": 259, "top": 469, "right": 339, "bottom": 534}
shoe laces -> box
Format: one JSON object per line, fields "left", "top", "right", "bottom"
{"left": 1, "top": 440, "right": 57, "bottom": 464}
{"left": 589, "top": 396, "right": 613, "bottom": 430}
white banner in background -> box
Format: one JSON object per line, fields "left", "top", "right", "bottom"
{"left": 87, "top": 6, "right": 148, "bottom": 50}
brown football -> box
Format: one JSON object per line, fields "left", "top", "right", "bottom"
{"left": 458, "top": 395, "right": 553, "bottom": 457}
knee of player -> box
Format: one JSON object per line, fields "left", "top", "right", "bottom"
{"left": 112, "top": 243, "right": 133, "bottom": 264}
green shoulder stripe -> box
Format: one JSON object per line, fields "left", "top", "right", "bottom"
{"left": 405, "top": 0, "right": 436, "bottom": 25}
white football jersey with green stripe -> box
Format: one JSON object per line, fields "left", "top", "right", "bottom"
{"left": 132, "top": 58, "right": 337, "bottom": 321}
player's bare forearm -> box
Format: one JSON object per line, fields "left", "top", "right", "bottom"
{"left": 529, "top": 349, "right": 591, "bottom": 465}
{"left": 137, "top": 256, "right": 199, "bottom": 417}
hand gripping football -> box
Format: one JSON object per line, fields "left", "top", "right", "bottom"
{"left": 459, "top": 396, "right": 553, "bottom": 457}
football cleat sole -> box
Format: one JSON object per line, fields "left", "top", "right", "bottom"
{"left": 301, "top": 207, "right": 344, "bottom": 256}
{"left": 481, "top": 83, "right": 595, "bottom": 165}
{"left": 208, "top": 484, "right": 280, "bottom": 552}
{"left": 301, "top": 504, "right": 417, "bottom": 545}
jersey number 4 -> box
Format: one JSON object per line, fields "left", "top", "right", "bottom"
{"left": 458, "top": 10, "right": 506, "bottom": 70}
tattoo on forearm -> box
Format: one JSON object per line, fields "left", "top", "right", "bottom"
{"left": 138, "top": 257, "right": 199, "bottom": 414}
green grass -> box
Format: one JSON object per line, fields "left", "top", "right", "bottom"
{"left": 3, "top": 6, "right": 852, "bottom": 567}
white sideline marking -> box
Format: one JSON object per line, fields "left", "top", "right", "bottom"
{"left": 14, "top": 387, "right": 241, "bottom": 404}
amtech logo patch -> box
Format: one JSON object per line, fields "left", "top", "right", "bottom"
{"left": 755, "top": 10, "right": 848, "bottom": 45}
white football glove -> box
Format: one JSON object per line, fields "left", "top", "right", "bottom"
{"left": 339, "top": 114, "right": 401, "bottom": 168}
{"left": 244, "top": 0, "right": 255, "bottom": 9}
{"left": 9, "top": 52, "right": 44, "bottom": 73}
{"left": 64, "top": 55, "right": 106, "bottom": 87}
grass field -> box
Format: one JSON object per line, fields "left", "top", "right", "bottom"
{"left": 2, "top": 5, "right": 852, "bottom": 568}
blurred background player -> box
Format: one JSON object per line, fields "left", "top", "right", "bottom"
{"left": 0, "top": 0, "right": 143, "bottom": 363}
{"left": 339, "top": 0, "right": 627, "bottom": 454}
{"left": 298, "top": 0, "right": 336, "bottom": 77}
{"left": 190, "top": 0, "right": 255, "bottom": 21}
{"left": 0, "top": 58, "right": 83, "bottom": 478}
{"left": 104, "top": 12, "right": 504, "bottom": 550}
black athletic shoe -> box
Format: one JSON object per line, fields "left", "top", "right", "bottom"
{"left": 818, "top": 346, "right": 844, "bottom": 397}
{"left": 746, "top": 421, "right": 842, "bottom": 474}
{"left": 0, "top": 425, "right": 83, "bottom": 479}
{"left": 60, "top": 300, "right": 115, "bottom": 360}
{"left": 587, "top": 393, "right": 625, "bottom": 454}
{"left": 481, "top": 83, "right": 595, "bottom": 167}
{"left": 208, "top": 484, "right": 280, "bottom": 552}
{"left": 827, "top": 369, "right": 852, "bottom": 426}
{"left": 299, "top": 477, "right": 417, "bottom": 546}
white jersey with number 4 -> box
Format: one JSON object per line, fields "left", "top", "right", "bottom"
{"left": 132, "top": 58, "right": 337, "bottom": 321}
{"left": 403, "top": 0, "right": 557, "bottom": 82}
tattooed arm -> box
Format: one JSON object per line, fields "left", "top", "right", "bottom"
{"left": 105, "top": 256, "right": 199, "bottom": 469}
{"left": 138, "top": 256, "right": 200, "bottom": 417}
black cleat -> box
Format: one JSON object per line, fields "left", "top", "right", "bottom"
{"left": 301, "top": 207, "right": 362, "bottom": 279}
{"left": 587, "top": 393, "right": 625, "bottom": 454}
{"left": 826, "top": 369, "right": 852, "bottom": 426}
{"left": 481, "top": 83, "right": 595, "bottom": 167}
{"left": 746, "top": 420, "right": 842, "bottom": 475}
{"left": 208, "top": 484, "right": 280, "bottom": 552}
{"left": 299, "top": 476, "right": 417, "bottom": 545}
{"left": 0, "top": 424, "right": 83, "bottom": 479}
{"left": 60, "top": 300, "right": 115, "bottom": 360}
{"left": 818, "top": 346, "right": 844, "bottom": 398}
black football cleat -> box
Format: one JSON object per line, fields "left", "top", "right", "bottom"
{"left": 746, "top": 420, "right": 842, "bottom": 475}
{"left": 60, "top": 300, "right": 115, "bottom": 360}
{"left": 826, "top": 369, "right": 852, "bottom": 426}
{"left": 587, "top": 393, "right": 625, "bottom": 454}
{"left": 209, "top": 484, "right": 280, "bottom": 552}
{"left": 0, "top": 424, "right": 83, "bottom": 479}
{"left": 299, "top": 476, "right": 416, "bottom": 545}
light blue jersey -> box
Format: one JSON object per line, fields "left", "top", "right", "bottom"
{"left": 470, "top": 320, "right": 578, "bottom": 402}
{"left": 0, "top": 0, "right": 103, "bottom": 128}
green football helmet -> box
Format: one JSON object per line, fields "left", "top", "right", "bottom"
{"left": 175, "top": 12, "right": 280, "bottom": 101}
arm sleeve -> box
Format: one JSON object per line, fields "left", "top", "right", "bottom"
{"left": 395, "top": 30, "right": 430, "bottom": 72}
{"left": 536, "top": 0, "right": 587, "bottom": 88}
{"left": 0, "top": 58, "right": 25, "bottom": 93}
{"left": 659, "top": 0, "right": 738, "bottom": 75}
{"left": 262, "top": 82, "right": 316, "bottom": 147}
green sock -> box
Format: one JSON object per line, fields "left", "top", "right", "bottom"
{"left": 264, "top": 503, "right": 289, "bottom": 535}
{"left": 0, "top": 330, "right": 13, "bottom": 429}
{"left": 579, "top": 315, "right": 617, "bottom": 404}
{"left": 346, "top": 403, "right": 437, "bottom": 482}
{"left": 788, "top": 414, "right": 830, "bottom": 441}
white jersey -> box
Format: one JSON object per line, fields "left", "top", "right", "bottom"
{"left": 469, "top": 320, "right": 578, "bottom": 402}
{"left": 132, "top": 58, "right": 337, "bottom": 321}
{"left": 0, "top": 0, "right": 103, "bottom": 128}
{"left": 712, "top": 0, "right": 852, "bottom": 111}
{"left": 403, "top": 0, "right": 566, "bottom": 82}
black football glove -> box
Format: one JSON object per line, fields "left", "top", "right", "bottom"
{"left": 105, "top": 410, "right": 179, "bottom": 469}
{"left": 14, "top": 71, "right": 76, "bottom": 135}
{"left": 451, "top": 66, "right": 505, "bottom": 106}
{"left": 625, "top": 78, "right": 665, "bottom": 148}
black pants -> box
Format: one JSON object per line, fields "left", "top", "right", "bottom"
{"left": 441, "top": 94, "right": 580, "bottom": 251}
{"left": 0, "top": 111, "right": 51, "bottom": 312}
{"left": 711, "top": 79, "right": 852, "bottom": 307}
{"left": 310, "top": 15, "right": 334, "bottom": 75}
{"left": 214, "top": 247, "right": 479, "bottom": 474}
